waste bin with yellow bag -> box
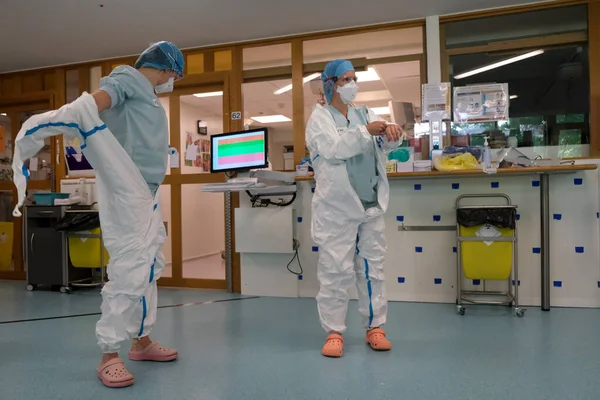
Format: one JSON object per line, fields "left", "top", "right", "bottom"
{"left": 455, "top": 194, "right": 524, "bottom": 317}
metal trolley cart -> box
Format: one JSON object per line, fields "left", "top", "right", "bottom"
{"left": 455, "top": 194, "right": 525, "bottom": 317}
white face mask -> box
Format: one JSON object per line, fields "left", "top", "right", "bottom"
{"left": 336, "top": 80, "right": 358, "bottom": 104}
{"left": 155, "top": 77, "right": 174, "bottom": 94}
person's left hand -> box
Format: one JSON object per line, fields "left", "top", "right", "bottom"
{"left": 384, "top": 124, "right": 401, "bottom": 142}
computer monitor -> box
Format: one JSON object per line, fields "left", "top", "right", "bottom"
{"left": 210, "top": 128, "right": 269, "bottom": 173}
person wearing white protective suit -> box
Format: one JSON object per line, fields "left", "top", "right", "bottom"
{"left": 305, "top": 59, "right": 403, "bottom": 358}
{"left": 12, "top": 41, "right": 184, "bottom": 388}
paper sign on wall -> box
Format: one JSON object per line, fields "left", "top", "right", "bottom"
{"left": 169, "top": 147, "right": 180, "bottom": 168}
{"left": 453, "top": 83, "right": 509, "bottom": 123}
{"left": 29, "top": 157, "right": 38, "bottom": 172}
{"left": 0, "top": 126, "right": 5, "bottom": 153}
{"left": 422, "top": 83, "right": 451, "bottom": 122}
{"left": 185, "top": 145, "right": 198, "bottom": 161}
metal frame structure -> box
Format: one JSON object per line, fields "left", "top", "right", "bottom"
{"left": 455, "top": 194, "right": 525, "bottom": 317}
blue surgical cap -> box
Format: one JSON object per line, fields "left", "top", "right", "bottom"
{"left": 321, "top": 59, "right": 355, "bottom": 104}
{"left": 134, "top": 41, "right": 185, "bottom": 79}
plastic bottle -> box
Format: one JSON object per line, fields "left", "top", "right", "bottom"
{"left": 483, "top": 136, "right": 492, "bottom": 171}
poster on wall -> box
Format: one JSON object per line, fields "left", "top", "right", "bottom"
{"left": 185, "top": 132, "right": 211, "bottom": 172}
{"left": 421, "top": 83, "right": 451, "bottom": 121}
{"left": 453, "top": 83, "right": 509, "bottom": 123}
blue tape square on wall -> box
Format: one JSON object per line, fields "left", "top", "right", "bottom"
{"left": 575, "top": 247, "right": 584, "bottom": 253}
{"left": 311, "top": 187, "right": 315, "bottom": 193}
{"left": 434, "top": 278, "right": 442, "bottom": 285}
{"left": 298, "top": 275, "right": 303, "bottom": 281}
{"left": 532, "top": 180, "right": 540, "bottom": 187}
{"left": 597, "top": 212, "right": 600, "bottom": 219}
{"left": 598, "top": 281, "right": 600, "bottom": 288}
{"left": 554, "top": 281, "right": 563, "bottom": 288}
{"left": 433, "top": 215, "right": 441, "bottom": 222}
{"left": 491, "top": 182, "right": 499, "bottom": 188}
{"left": 297, "top": 217, "right": 303, "bottom": 223}
{"left": 574, "top": 178, "right": 583, "bottom": 185}
{"left": 512, "top": 280, "right": 521, "bottom": 286}
{"left": 415, "top": 247, "right": 423, "bottom": 253}
{"left": 453, "top": 247, "right": 457, "bottom": 253}
{"left": 414, "top": 184, "right": 422, "bottom": 191}
{"left": 312, "top": 246, "right": 318, "bottom": 252}
{"left": 516, "top": 214, "right": 521, "bottom": 221}
{"left": 553, "top": 214, "right": 562, "bottom": 221}
{"left": 396, "top": 216, "right": 405, "bottom": 222}
{"left": 452, "top": 183, "right": 460, "bottom": 190}
{"left": 473, "top": 280, "right": 481, "bottom": 286}
{"left": 533, "top": 247, "right": 541, "bottom": 254}
{"left": 398, "top": 277, "right": 406, "bottom": 283}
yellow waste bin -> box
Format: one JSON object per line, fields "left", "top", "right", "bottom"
{"left": 0, "top": 222, "right": 14, "bottom": 271}
{"left": 459, "top": 224, "right": 513, "bottom": 280}
{"left": 68, "top": 228, "right": 110, "bottom": 268}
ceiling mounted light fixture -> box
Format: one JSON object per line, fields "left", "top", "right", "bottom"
{"left": 454, "top": 49, "right": 544, "bottom": 80}
{"left": 355, "top": 67, "right": 381, "bottom": 83}
{"left": 274, "top": 73, "right": 321, "bottom": 95}
{"left": 193, "top": 91, "right": 223, "bottom": 98}
{"left": 250, "top": 115, "right": 292, "bottom": 124}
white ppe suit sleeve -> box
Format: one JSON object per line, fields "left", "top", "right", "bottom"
{"left": 11, "top": 95, "right": 106, "bottom": 217}
{"left": 306, "top": 108, "right": 373, "bottom": 161}
{"left": 99, "top": 69, "right": 137, "bottom": 109}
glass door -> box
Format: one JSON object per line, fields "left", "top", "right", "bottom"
{"left": 159, "top": 84, "right": 228, "bottom": 290}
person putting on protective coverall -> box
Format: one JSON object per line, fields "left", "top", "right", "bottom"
{"left": 11, "top": 41, "right": 184, "bottom": 388}
{"left": 305, "top": 59, "right": 402, "bottom": 358}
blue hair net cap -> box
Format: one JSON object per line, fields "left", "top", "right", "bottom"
{"left": 134, "top": 41, "right": 185, "bottom": 79}
{"left": 321, "top": 59, "right": 355, "bottom": 104}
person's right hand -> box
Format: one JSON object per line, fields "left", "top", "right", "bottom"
{"left": 366, "top": 121, "right": 387, "bottom": 136}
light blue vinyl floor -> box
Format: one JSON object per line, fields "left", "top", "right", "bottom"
{"left": 1, "top": 280, "right": 599, "bottom": 400}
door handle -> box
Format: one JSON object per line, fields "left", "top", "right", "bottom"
{"left": 30, "top": 233, "right": 35, "bottom": 257}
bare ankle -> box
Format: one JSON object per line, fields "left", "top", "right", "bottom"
{"left": 101, "top": 353, "right": 119, "bottom": 364}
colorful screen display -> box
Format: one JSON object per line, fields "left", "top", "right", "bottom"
{"left": 211, "top": 129, "right": 268, "bottom": 172}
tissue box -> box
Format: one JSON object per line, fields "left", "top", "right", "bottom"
{"left": 413, "top": 160, "right": 432, "bottom": 172}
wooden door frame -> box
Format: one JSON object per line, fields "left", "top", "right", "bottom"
{"left": 158, "top": 73, "right": 233, "bottom": 290}
{"left": 0, "top": 95, "right": 54, "bottom": 281}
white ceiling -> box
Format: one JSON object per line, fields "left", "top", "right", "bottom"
{"left": 0, "top": 0, "right": 550, "bottom": 73}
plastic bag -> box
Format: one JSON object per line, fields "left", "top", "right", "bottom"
{"left": 433, "top": 152, "right": 479, "bottom": 171}
{"left": 457, "top": 207, "right": 517, "bottom": 229}
{"left": 443, "top": 145, "right": 482, "bottom": 161}
{"left": 496, "top": 147, "right": 533, "bottom": 168}
{"left": 54, "top": 212, "right": 100, "bottom": 232}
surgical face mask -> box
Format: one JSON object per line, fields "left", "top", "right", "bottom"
{"left": 336, "top": 80, "right": 358, "bottom": 104}
{"left": 155, "top": 77, "right": 174, "bottom": 94}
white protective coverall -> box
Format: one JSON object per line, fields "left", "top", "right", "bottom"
{"left": 306, "top": 103, "right": 400, "bottom": 334}
{"left": 12, "top": 93, "right": 166, "bottom": 353}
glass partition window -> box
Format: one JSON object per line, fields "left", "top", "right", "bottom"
{"left": 243, "top": 79, "right": 294, "bottom": 171}
{"left": 304, "top": 27, "right": 423, "bottom": 63}
{"left": 181, "top": 184, "right": 225, "bottom": 280}
{"left": 243, "top": 44, "right": 291, "bottom": 70}
{"left": 449, "top": 44, "right": 590, "bottom": 158}
{"left": 179, "top": 94, "right": 224, "bottom": 174}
